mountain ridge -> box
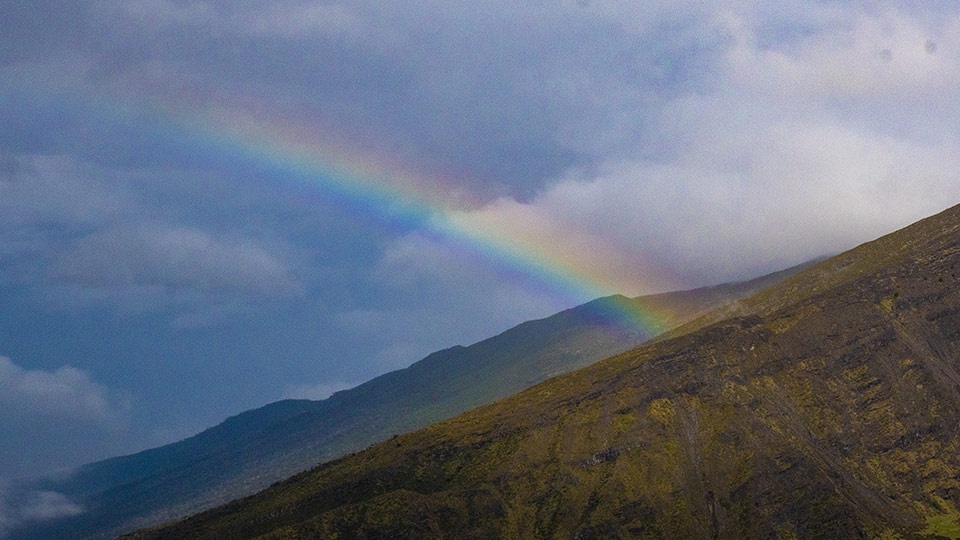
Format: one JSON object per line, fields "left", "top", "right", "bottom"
{"left": 8, "top": 261, "right": 809, "bottom": 539}
{"left": 126, "top": 203, "right": 960, "bottom": 539}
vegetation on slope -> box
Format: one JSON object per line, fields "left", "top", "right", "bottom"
{"left": 663, "top": 204, "right": 959, "bottom": 339}
{"left": 10, "top": 265, "right": 802, "bottom": 539}
{"left": 128, "top": 203, "right": 960, "bottom": 539}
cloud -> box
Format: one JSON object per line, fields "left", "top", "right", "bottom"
{"left": 420, "top": 5, "right": 960, "bottom": 290}
{"left": 34, "top": 223, "right": 307, "bottom": 324}
{"left": 711, "top": 6, "right": 960, "bottom": 147}
{"left": 0, "top": 486, "right": 83, "bottom": 538}
{"left": 6, "top": 3, "right": 958, "bottom": 207}
{"left": 0, "top": 153, "right": 307, "bottom": 319}
{"left": 0, "top": 154, "right": 145, "bottom": 287}
{"left": 0, "top": 356, "right": 136, "bottom": 485}
{"left": 5, "top": 1, "right": 723, "bottom": 201}
{"left": 0, "top": 356, "right": 128, "bottom": 425}
{"left": 11, "top": 490, "right": 82, "bottom": 522}
{"left": 0, "top": 154, "right": 136, "bottom": 231}
{"left": 51, "top": 225, "right": 303, "bottom": 296}
{"left": 444, "top": 193, "right": 682, "bottom": 297}
{"left": 439, "top": 122, "right": 960, "bottom": 292}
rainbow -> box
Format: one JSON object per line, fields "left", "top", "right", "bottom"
{"left": 6, "top": 84, "right": 677, "bottom": 335}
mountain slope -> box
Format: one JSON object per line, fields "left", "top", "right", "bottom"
{"left": 9, "top": 265, "right": 805, "bottom": 539}
{"left": 130, "top": 203, "right": 960, "bottom": 539}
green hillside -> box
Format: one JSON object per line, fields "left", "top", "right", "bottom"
{"left": 129, "top": 203, "right": 960, "bottom": 539}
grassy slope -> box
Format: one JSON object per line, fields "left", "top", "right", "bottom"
{"left": 11, "top": 265, "right": 803, "bottom": 539}
{"left": 129, "top": 203, "right": 960, "bottom": 539}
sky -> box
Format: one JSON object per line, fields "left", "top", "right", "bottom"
{"left": 1, "top": 0, "right": 959, "bottom": 503}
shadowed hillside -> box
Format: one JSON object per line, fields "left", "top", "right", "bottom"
{"left": 129, "top": 203, "right": 960, "bottom": 539}
{"left": 8, "top": 263, "right": 805, "bottom": 539}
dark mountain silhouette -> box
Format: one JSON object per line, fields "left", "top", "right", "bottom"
{"left": 128, "top": 203, "right": 960, "bottom": 539}
{"left": 8, "top": 263, "right": 806, "bottom": 539}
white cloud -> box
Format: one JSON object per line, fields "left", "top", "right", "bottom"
{"left": 720, "top": 6, "right": 960, "bottom": 102}
{"left": 443, "top": 192, "right": 683, "bottom": 297}
{"left": 422, "top": 5, "right": 960, "bottom": 291}
{"left": 0, "top": 357, "right": 140, "bottom": 484}
{"left": 0, "top": 356, "right": 128, "bottom": 425}
{"left": 441, "top": 123, "right": 960, "bottom": 290}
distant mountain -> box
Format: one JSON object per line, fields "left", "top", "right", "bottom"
{"left": 8, "top": 263, "right": 807, "bottom": 539}
{"left": 128, "top": 203, "right": 960, "bottom": 539}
